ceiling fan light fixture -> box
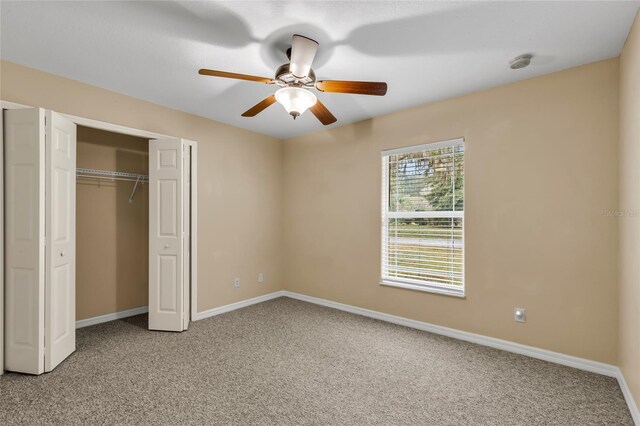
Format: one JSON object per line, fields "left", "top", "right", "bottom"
{"left": 275, "top": 87, "right": 317, "bottom": 119}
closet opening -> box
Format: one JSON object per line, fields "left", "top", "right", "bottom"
{"left": 75, "top": 126, "right": 150, "bottom": 325}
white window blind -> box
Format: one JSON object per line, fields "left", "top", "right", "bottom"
{"left": 381, "top": 139, "right": 464, "bottom": 296}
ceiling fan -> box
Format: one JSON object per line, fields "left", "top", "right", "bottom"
{"left": 199, "top": 34, "right": 388, "bottom": 125}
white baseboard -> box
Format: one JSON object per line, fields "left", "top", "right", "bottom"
{"left": 189, "top": 289, "right": 638, "bottom": 424}
{"left": 193, "top": 291, "right": 285, "bottom": 321}
{"left": 282, "top": 291, "right": 617, "bottom": 375}
{"left": 76, "top": 306, "right": 148, "bottom": 329}
{"left": 617, "top": 368, "right": 640, "bottom": 425}
{"left": 281, "top": 291, "right": 639, "bottom": 424}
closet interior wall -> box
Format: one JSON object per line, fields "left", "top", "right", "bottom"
{"left": 76, "top": 126, "right": 149, "bottom": 321}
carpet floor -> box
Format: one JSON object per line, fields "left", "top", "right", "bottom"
{"left": 0, "top": 297, "right": 633, "bottom": 425}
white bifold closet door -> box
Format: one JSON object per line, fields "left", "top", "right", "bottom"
{"left": 44, "top": 110, "right": 76, "bottom": 371}
{"left": 4, "top": 108, "right": 76, "bottom": 374}
{"left": 149, "top": 139, "right": 190, "bottom": 332}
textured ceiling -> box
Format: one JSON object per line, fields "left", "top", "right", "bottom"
{"left": 1, "top": 1, "right": 638, "bottom": 139}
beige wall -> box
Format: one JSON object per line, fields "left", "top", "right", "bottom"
{"left": 0, "top": 60, "right": 284, "bottom": 314}
{"left": 76, "top": 127, "right": 149, "bottom": 320}
{"left": 283, "top": 59, "right": 620, "bottom": 364}
{"left": 619, "top": 12, "right": 640, "bottom": 409}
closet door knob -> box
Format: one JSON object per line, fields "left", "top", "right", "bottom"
{"left": 60, "top": 251, "right": 65, "bottom": 257}
{"left": 164, "top": 244, "right": 169, "bottom": 249}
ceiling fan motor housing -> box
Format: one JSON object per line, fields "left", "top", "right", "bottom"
{"left": 275, "top": 63, "right": 316, "bottom": 87}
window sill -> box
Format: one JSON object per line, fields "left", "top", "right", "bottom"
{"left": 380, "top": 280, "right": 465, "bottom": 298}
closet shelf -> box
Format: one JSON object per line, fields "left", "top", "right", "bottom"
{"left": 76, "top": 167, "right": 148, "bottom": 203}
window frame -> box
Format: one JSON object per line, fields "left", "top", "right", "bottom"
{"left": 380, "top": 138, "right": 465, "bottom": 298}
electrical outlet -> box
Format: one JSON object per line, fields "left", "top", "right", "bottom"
{"left": 258, "top": 273, "right": 264, "bottom": 283}
{"left": 514, "top": 308, "right": 526, "bottom": 323}
{"left": 234, "top": 278, "right": 240, "bottom": 288}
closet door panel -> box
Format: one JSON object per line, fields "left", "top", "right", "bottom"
{"left": 182, "top": 144, "right": 191, "bottom": 331}
{"left": 159, "top": 255, "right": 178, "bottom": 311}
{"left": 4, "top": 108, "right": 46, "bottom": 375}
{"left": 149, "top": 139, "right": 185, "bottom": 332}
{"left": 45, "top": 110, "right": 76, "bottom": 372}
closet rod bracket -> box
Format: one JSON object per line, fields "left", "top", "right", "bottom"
{"left": 128, "top": 176, "right": 142, "bottom": 203}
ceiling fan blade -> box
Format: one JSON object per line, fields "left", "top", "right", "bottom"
{"left": 199, "top": 69, "right": 275, "bottom": 84}
{"left": 309, "top": 99, "right": 337, "bottom": 126}
{"left": 241, "top": 95, "right": 277, "bottom": 117}
{"left": 290, "top": 34, "right": 319, "bottom": 78}
{"left": 316, "top": 80, "right": 387, "bottom": 96}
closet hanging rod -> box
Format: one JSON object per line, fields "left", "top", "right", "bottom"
{"left": 76, "top": 175, "right": 143, "bottom": 183}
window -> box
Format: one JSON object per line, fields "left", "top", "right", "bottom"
{"left": 381, "top": 138, "right": 464, "bottom": 297}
